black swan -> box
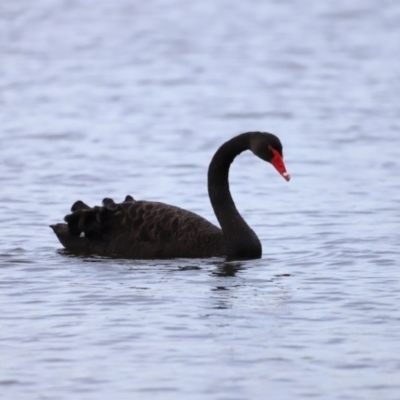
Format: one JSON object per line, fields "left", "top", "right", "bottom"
{"left": 51, "top": 132, "right": 290, "bottom": 260}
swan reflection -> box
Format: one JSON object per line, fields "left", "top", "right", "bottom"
{"left": 211, "top": 261, "right": 245, "bottom": 278}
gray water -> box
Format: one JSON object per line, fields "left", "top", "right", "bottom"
{"left": 1, "top": 1, "right": 400, "bottom": 399}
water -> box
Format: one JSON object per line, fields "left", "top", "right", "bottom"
{"left": 1, "top": 0, "right": 400, "bottom": 399}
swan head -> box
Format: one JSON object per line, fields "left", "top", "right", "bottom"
{"left": 249, "top": 132, "right": 291, "bottom": 181}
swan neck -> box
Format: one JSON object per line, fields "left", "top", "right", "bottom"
{"left": 207, "top": 133, "right": 262, "bottom": 259}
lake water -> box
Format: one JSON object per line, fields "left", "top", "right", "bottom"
{"left": 1, "top": 1, "right": 400, "bottom": 399}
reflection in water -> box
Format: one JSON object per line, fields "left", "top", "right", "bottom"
{"left": 209, "top": 261, "right": 245, "bottom": 309}
{"left": 208, "top": 261, "right": 293, "bottom": 311}
{"left": 177, "top": 265, "right": 202, "bottom": 271}
{"left": 211, "top": 261, "right": 246, "bottom": 278}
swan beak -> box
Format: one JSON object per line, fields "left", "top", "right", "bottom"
{"left": 270, "top": 147, "right": 291, "bottom": 181}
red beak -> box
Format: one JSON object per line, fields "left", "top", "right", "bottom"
{"left": 269, "top": 146, "right": 291, "bottom": 181}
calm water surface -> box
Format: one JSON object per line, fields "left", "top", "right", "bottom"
{"left": 1, "top": 1, "right": 400, "bottom": 399}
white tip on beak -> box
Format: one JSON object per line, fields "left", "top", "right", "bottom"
{"left": 283, "top": 172, "right": 291, "bottom": 182}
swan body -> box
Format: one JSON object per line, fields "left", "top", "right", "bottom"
{"left": 51, "top": 132, "right": 290, "bottom": 260}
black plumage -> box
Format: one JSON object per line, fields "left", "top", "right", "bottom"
{"left": 51, "top": 132, "right": 290, "bottom": 260}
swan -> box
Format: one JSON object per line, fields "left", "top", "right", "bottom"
{"left": 51, "top": 131, "right": 290, "bottom": 260}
